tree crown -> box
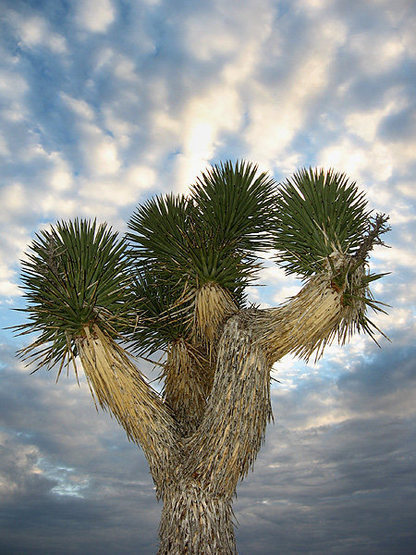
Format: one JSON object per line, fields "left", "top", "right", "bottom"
{"left": 15, "top": 161, "right": 390, "bottom": 369}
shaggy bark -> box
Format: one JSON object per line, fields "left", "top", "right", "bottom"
{"left": 156, "top": 274, "right": 349, "bottom": 553}
{"left": 184, "top": 310, "right": 273, "bottom": 499}
{"left": 77, "top": 273, "right": 349, "bottom": 553}
{"left": 158, "top": 481, "right": 236, "bottom": 554}
{"left": 76, "top": 324, "right": 179, "bottom": 496}
{"left": 163, "top": 339, "right": 213, "bottom": 435}
{"left": 157, "top": 310, "right": 273, "bottom": 553}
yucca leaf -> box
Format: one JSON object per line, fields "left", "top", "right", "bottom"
{"left": 126, "top": 161, "right": 275, "bottom": 314}
{"left": 273, "top": 168, "right": 371, "bottom": 277}
{"left": 191, "top": 160, "right": 276, "bottom": 253}
{"left": 126, "top": 269, "right": 195, "bottom": 356}
{"left": 14, "top": 219, "right": 132, "bottom": 373}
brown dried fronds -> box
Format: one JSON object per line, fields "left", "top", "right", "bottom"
{"left": 76, "top": 324, "right": 178, "bottom": 493}
{"left": 193, "top": 282, "right": 237, "bottom": 346}
{"left": 353, "top": 212, "right": 391, "bottom": 264}
{"left": 185, "top": 311, "right": 272, "bottom": 499}
{"left": 163, "top": 339, "right": 212, "bottom": 435}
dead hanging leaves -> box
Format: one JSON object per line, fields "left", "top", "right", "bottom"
{"left": 163, "top": 339, "right": 211, "bottom": 435}
{"left": 257, "top": 251, "right": 376, "bottom": 364}
{"left": 193, "top": 281, "right": 237, "bottom": 345}
{"left": 76, "top": 324, "right": 178, "bottom": 494}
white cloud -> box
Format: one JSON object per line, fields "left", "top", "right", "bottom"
{"left": 173, "top": 86, "right": 243, "bottom": 190}
{"left": 244, "top": 17, "right": 347, "bottom": 169}
{"left": 89, "top": 137, "right": 121, "bottom": 176}
{"left": 345, "top": 106, "right": 393, "bottom": 144}
{"left": 124, "top": 164, "right": 156, "bottom": 190}
{"left": 75, "top": 0, "right": 116, "bottom": 33}
{"left": 113, "top": 56, "right": 140, "bottom": 83}
{"left": 0, "top": 223, "right": 29, "bottom": 297}
{"left": 317, "top": 138, "right": 397, "bottom": 205}
{"left": 0, "top": 183, "right": 26, "bottom": 215}
{"left": 0, "top": 69, "right": 28, "bottom": 99}
{"left": 183, "top": 0, "right": 274, "bottom": 64}
{"left": 0, "top": 265, "right": 21, "bottom": 297}
{"left": 372, "top": 245, "right": 416, "bottom": 270}
{"left": 272, "top": 285, "right": 301, "bottom": 305}
{"left": 61, "top": 93, "right": 121, "bottom": 177}
{"left": 74, "top": 164, "right": 156, "bottom": 226}
{"left": 9, "top": 13, "right": 68, "bottom": 54}
{"left": 348, "top": 32, "right": 405, "bottom": 75}
{"left": 0, "top": 133, "right": 10, "bottom": 157}
{"left": 61, "top": 93, "right": 95, "bottom": 121}
{"left": 184, "top": 17, "right": 240, "bottom": 63}
{"left": 397, "top": 181, "right": 416, "bottom": 199}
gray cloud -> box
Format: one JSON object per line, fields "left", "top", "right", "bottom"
{"left": 378, "top": 105, "right": 416, "bottom": 142}
{"left": 2, "top": 337, "right": 416, "bottom": 553}
{"left": 0, "top": 343, "right": 160, "bottom": 554}
{"left": 233, "top": 354, "right": 416, "bottom": 553}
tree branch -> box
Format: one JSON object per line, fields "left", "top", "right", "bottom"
{"left": 76, "top": 324, "right": 180, "bottom": 496}
{"left": 256, "top": 272, "right": 345, "bottom": 364}
{"left": 184, "top": 309, "right": 273, "bottom": 499}
{"left": 182, "top": 261, "right": 366, "bottom": 496}
{"left": 163, "top": 339, "right": 214, "bottom": 435}
{"left": 352, "top": 213, "right": 391, "bottom": 265}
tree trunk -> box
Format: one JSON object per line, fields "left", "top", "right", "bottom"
{"left": 157, "top": 309, "right": 274, "bottom": 554}
{"left": 158, "top": 481, "right": 236, "bottom": 554}
{"left": 155, "top": 276, "right": 348, "bottom": 553}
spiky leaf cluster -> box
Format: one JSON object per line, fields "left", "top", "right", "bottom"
{"left": 273, "top": 168, "right": 371, "bottom": 277}
{"left": 16, "top": 219, "right": 131, "bottom": 372}
{"left": 126, "top": 161, "right": 276, "bottom": 354}
{"left": 191, "top": 160, "right": 276, "bottom": 254}
{"left": 129, "top": 269, "right": 195, "bottom": 355}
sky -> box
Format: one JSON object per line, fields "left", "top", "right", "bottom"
{"left": 0, "top": 0, "right": 415, "bottom": 553}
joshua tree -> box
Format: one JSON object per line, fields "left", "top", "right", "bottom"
{"left": 16, "top": 161, "right": 390, "bottom": 554}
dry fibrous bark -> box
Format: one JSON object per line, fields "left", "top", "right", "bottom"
{"left": 74, "top": 266, "right": 358, "bottom": 554}
{"left": 257, "top": 253, "right": 351, "bottom": 364}
{"left": 163, "top": 339, "right": 212, "bottom": 435}
{"left": 159, "top": 481, "right": 237, "bottom": 554}
{"left": 76, "top": 324, "right": 179, "bottom": 496}
{"left": 194, "top": 282, "right": 237, "bottom": 345}
{"left": 185, "top": 310, "right": 273, "bottom": 499}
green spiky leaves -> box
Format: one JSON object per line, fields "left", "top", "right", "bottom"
{"left": 128, "top": 269, "right": 195, "bottom": 356}
{"left": 16, "top": 219, "right": 131, "bottom": 373}
{"left": 126, "top": 161, "right": 277, "bottom": 353}
{"left": 127, "top": 161, "right": 276, "bottom": 291}
{"left": 191, "top": 160, "right": 276, "bottom": 253}
{"left": 273, "top": 168, "right": 371, "bottom": 277}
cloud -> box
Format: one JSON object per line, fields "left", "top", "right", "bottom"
{"left": 238, "top": 13, "right": 347, "bottom": 172}
{"left": 2, "top": 335, "right": 416, "bottom": 554}
{"left": 232, "top": 335, "right": 416, "bottom": 552}
{"left": 235, "top": 413, "right": 416, "bottom": 554}
{"left": 74, "top": 0, "right": 116, "bottom": 33}
{"left": 6, "top": 11, "right": 68, "bottom": 54}
{"left": 0, "top": 343, "right": 161, "bottom": 554}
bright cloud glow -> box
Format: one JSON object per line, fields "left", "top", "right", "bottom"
{"left": 75, "top": 0, "right": 116, "bottom": 33}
